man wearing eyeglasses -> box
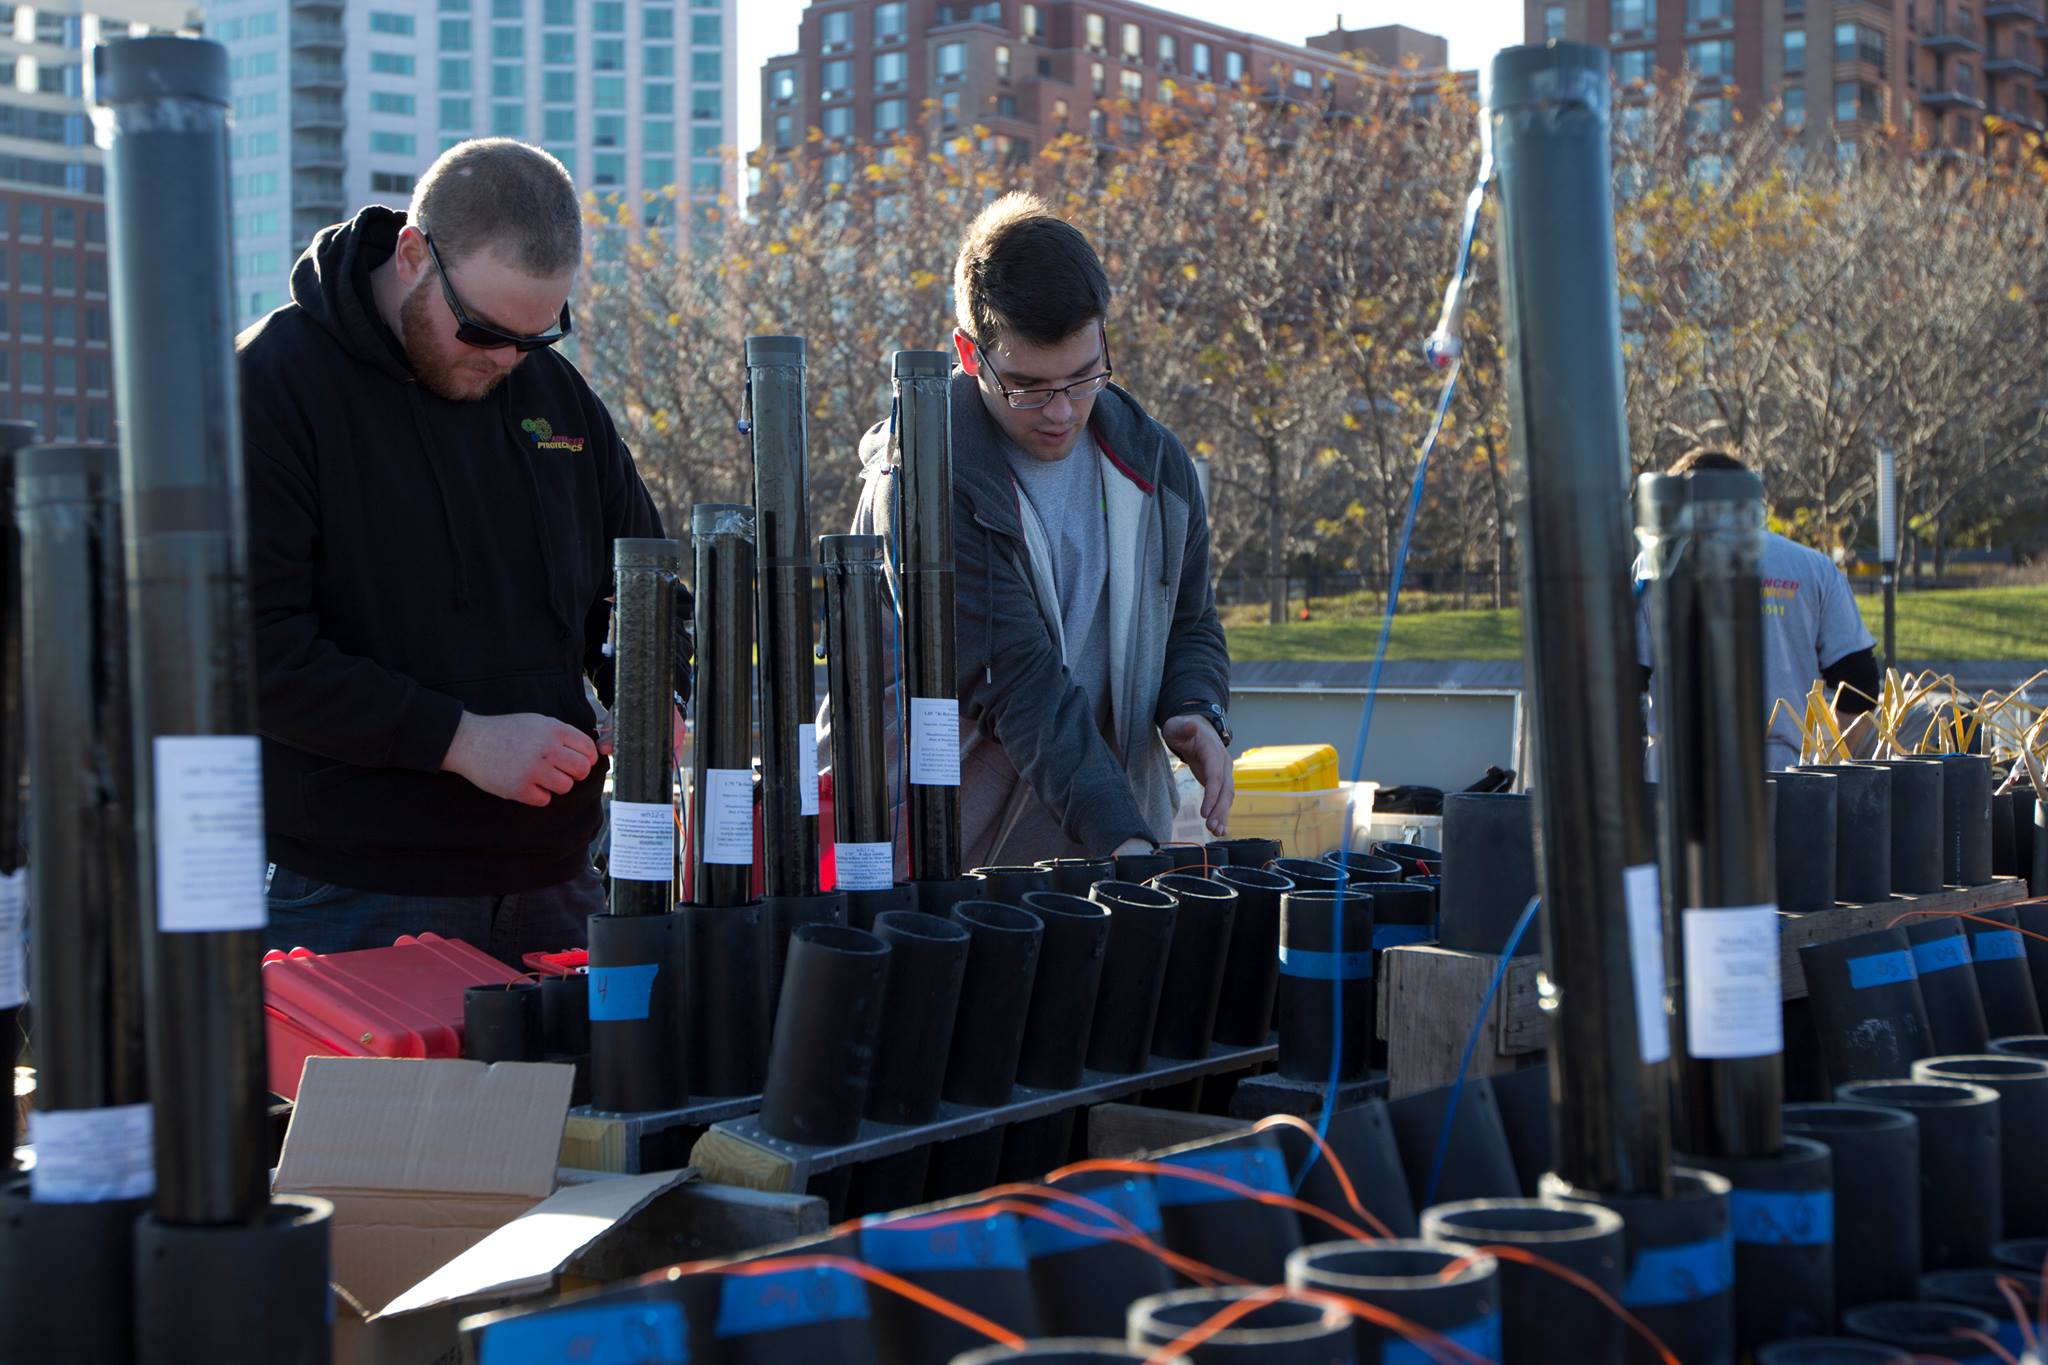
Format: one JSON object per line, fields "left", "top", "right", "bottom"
{"left": 827, "top": 192, "right": 1232, "bottom": 870}
{"left": 236, "top": 138, "right": 676, "bottom": 961}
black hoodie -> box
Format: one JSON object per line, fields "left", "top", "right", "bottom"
{"left": 238, "top": 207, "right": 662, "bottom": 896}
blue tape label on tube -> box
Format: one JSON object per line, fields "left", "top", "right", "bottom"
{"left": 1729, "top": 1188, "right": 1832, "bottom": 1246}
{"left": 1620, "top": 1234, "right": 1734, "bottom": 1308}
{"left": 1019, "top": 1178, "right": 1163, "bottom": 1260}
{"left": 1846, "top": 950, "right": 1917, "bottom": 990}
{"left": 715, "top": 1267, "right": 867, "bottom": 1338}
{"left": 1277, "top": 945, "right": 1374, "bottom": 981}
{"left": 1153, "top": 1145, "right": 1288, "bottom": 1207}
{"left": 587, "top": 963, "right": 659, "bottom": 1021}
{"left": 1973, "top": 929, "right": 2025, "bottom": 963}
{"left": 1912, "top": 934, "right": 1972, "bottom": 975}
{"left": 860, "top": 1211, "right": 1027, "bottom": 1273}
{"left": 481, "top": 1301, "right": 688, "bottom": 1364}
{"left": 1382, "top": 1313, "right": 1502, "bottom": 1365}
{"left": 1373, "top": 925, "right": 1430, "bottom": 950}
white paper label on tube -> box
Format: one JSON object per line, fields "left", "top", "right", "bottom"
{"left": 1681, "top": 905, "right": 1784, "bottom": 1059}
{"left": 0, "top": 869, "right": 23, "bottom": 1009}
{"left": 1624, "top": 863, "right": 1670, "bottom": 1065}
{"left": 836, "top": 841, "right": 894, "bottom": 892}
{"left": 29, "top": 1103, "right": 154, "bottom": 1202}
{"left": 701, "top": 768, "right": 755, "bottom": 866}
{"left": 798, "top": 724, "right": 820, "bottom": 817}
{"left": 153, "top": 735, "right": 267, "bottom": 932}
{"left": 909, "top": 697, "right": 960, "bottom": 787}
{"left": 607, "top": 801, "right": 675, "bottom": 882}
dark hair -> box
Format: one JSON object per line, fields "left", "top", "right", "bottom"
{"left": 410, "top": 138, "right": 582, "bottom": 277}
{"left": 953, "top": 191, "right": 1111, "bottom": 347}
{"left": 1669, "top": 447, "right": 1747, "bottom": 475}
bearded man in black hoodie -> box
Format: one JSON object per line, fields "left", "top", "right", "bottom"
{"left": 239, "top": 138, "right": 674, "bottom": 962}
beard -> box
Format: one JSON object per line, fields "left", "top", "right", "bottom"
{"left": 400, "top": 277, "right": 510, "bottom": 403}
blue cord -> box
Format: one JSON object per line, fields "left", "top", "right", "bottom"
{"left": 1420, "top": 894, "right": 1542, "bottom": 1210}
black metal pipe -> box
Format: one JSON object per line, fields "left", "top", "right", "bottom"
{"left": 0, "top": 420, "right": 31, "bottom": 878}
{"left": 18, "top": 445, "right": 146, "bottom": 1122}
{"left": 689, "top": 504, "right": 756, "bottom": 909}
{"left": 1490, "top": 40, "right": 1670, "bottom": 1197}
{"left": 748, "top": 337, "right": 820, "bottom": 898}
{"left": 609, "top": 538, "right": 682, "bottom": 917}
{"left": 99, "top": 36, "right": 270, "bottom": 1227}
{"left": 1639, "top": 471, "right": 1782, "bottom": 1159}
{"left": 821, "top": 534, "right": 892, "bottom": 891}
{"left": 893, "top": 351, "right": 960, "bottom": 883}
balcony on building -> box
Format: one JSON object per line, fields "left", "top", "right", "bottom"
{"left": 290, "top": 17, "right": 342, "bottom": 51}
{"left": 289, "top": 0, "right": 341, "bottom": 13}
{"left": 292, "top": 137, "right": 344, "bottom": 172}
{"left": 292, "top": 97, "right": 345, "bottom": 131}
{"left": 1986, "top": 48, "right": 2046, "bottom": 75}
{"left": 1920, "top": 13, "right": 1988, "bottom": 53}
{"left": 291, "top": 59, "right": 344, "bottom": 93}
{"left": 1983, "top": 1, "right": 2043, "bottom": 21}
{"left": 1921, "top": 76, "right": 1988, "bottom": 107}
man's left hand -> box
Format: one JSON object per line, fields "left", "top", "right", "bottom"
{"left": 1162, "top": 715, "right": 1234, "bottom": 838}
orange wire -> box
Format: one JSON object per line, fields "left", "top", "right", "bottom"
{"left": 841, "top": 1195, "right": 1235, "bottom": 1288}
{"left": 1949, "top": 1328, "right": 2020, "bottom": 1365}
{"left": 1140, "top": 1284, "right": 1285, "bottom": 1364}
{"left": 1252, "top": 1112, "right": 1397, "bottom": 1239}
{"left": 1995, "top": 1272, "right": 2042, "bottom": 1362}
{"left": 1438, "top": 1244, "right": 1679, "bottom": 1365}
{"left": 1881, "top": 908, "right": 2048, "bottom": 942}
{"left": 1043, "top": 1156, "right": 1385, "bottom": 1245}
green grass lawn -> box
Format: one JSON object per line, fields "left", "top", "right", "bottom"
{"left": 1224, "top": 583, "right": 2048, "bottom": 664}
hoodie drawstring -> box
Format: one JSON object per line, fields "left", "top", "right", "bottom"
{"left": 405, "top": 385, "right": 473, "bottom": 610}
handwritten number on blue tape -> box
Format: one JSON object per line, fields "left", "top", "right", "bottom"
{"left": 1621, "top": 1235, "right": 1734, "bottom": 1308}
{"left": 481, "top": 1301, "right": 687, "bottom": 1364}
{"left": 715, "top": 1267, "right": 867, "bottom": 1337}
{"left": 1973, "top": 930, "right": 2025, "bottom": 963}
{"left": 1730, "top": 1189, "right": 1832, "bottom": 1247}
{"left": 1154, "top": 1145, "right": 1288, "bottom": 1207}
{"left": 1846, "top": 950, "right": 1916, "bottom": 990}
{"left": 1383, "top": 1313, "right": 1502, "bottom": 1365}
{"left": 1912, "top": 934, "right": 1971, "bottom": 975}
{"left": 1019, "top": 1179, "right": 1163, "bottom": 1260}
{"left": 860, "top": 1212, "right": 1026, "bottom": 1273}
{"left": 588, "top": 963, "right": 659, "bottom": 1021}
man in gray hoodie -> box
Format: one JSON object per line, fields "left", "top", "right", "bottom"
{"left": 825, "top": 193, "right": 1232, "bottom": 870}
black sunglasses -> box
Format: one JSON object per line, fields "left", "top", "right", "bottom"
{"left": 421, "top": 232, "right": 573, "bottom": 352}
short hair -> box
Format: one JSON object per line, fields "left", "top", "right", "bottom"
{"left": 953, "top": 192, "right": 1111, "bottom": 347}
{"left": 410, "top": 138, "right": 581, "bottom": 277}
{"left": 1669, "top": 447, "right": 1747, "bottom": 475}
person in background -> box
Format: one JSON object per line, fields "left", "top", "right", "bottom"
{"left": 823, "top": 192, "right": 1233, "bottom": 869}
{"left": 1640, "top": 447, "right": 1879, "bottom": 770}
{"left": 239, "top": 138, "right": 683, "bottom": 962}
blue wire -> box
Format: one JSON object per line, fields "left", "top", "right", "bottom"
{"left": 1421, "top": 894, "right": 1542, "bottom": 1210}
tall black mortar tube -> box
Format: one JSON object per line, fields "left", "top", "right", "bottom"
{"left": 1490, "top": 41, "right": 1670, "bottom": 1196}
{"left": 689, "top": 504, "right": 758, "bottom": 908}
{"left": 1639, "top": 470, "right": 1783, "bottom": 1158}
{"left": 748, "top": 337, "right": 823, "bottom": 899}
{"left": 893, "top": 351, "right": 964, "bottom": 892}
{"left": 97, "top": 35, "right": 331, "bottom": 1363}
{"left": 588, "top": 538, "right": 690, "bottom": 1112}
{"left": 0, "top": 419, "right": 33, "bottom": 1170}
{"left": 822, "top": 534, "right": 894, "bottom": 894}
{"left": 0, "top": 445, "right": 147, "bottom": 1365}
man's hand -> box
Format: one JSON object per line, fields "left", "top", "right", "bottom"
{"left": 442, "top": 712, "right": 599, "bottom": 807}
{"left": 1162, "top": 714, "right": 1234, "bottom": 838}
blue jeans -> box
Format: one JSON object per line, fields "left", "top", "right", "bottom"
{"left": 264, "top": 863, "right": 604, "bottom": 966}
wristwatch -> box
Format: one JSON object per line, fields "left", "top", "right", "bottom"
{"left": 1178, "top": 701, "right": 1232, "bottom": 748}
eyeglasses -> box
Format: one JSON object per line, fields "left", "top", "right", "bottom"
{"left": 421, "top": 232, "right": 573, "bottom": 353}
{"left": 973, "top": 326, "right": 1113, "bottom": 410}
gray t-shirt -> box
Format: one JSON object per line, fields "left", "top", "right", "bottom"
{"left": 1004, "top": 428, "right": 1114, "bottom": 746}
{"left": 1638, "top": 530, "right": 1874, "bottom": 771}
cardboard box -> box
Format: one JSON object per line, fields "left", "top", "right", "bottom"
{"left": 275, "top": 1056, "right": 689, "bottom": 1365}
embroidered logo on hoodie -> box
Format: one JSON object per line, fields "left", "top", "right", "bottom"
{"left": 520, "top": 416, "right": 586, "bottom": 453}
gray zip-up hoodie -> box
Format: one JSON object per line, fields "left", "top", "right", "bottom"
{"left": 818, "top": 370, "right": 1229, "bottom": 871}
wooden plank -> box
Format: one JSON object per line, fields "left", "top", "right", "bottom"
{"left": 558, "top": 1093, "right": 761, "bottom": 1174}
{"left": 1086, "top": 1103, "right": 1250, "bottom": 1158}
{"left": 1778, "top": 878, "right": 2030, "bottom": 998}
{"left": 688, "top": 1125, "right": 801, "bottom": 1195}
{"left": 1380, "top": 944, "right": 1529, "bottom": 1099}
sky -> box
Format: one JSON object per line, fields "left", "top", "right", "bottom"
{"left": 734, "top": 1, "right": 1526, "bottom": 158}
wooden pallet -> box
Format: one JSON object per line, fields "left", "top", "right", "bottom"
{"left": 1377, "top": 877, "right": 2033, "bottom": 1099}
{"left": 559, "top": 1092, "right": 762, "bottom": 1174}
{"left": 690, "top": 1040, "right": 1277, "bottom": 1195}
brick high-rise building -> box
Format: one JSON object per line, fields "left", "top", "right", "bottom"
{"left": 1529, "top": 0, "right": 2048, "bottom": 154}
{"left": 760, "top": 1, "right": 1459, "bottom": 171}
{"left": 1, "top": 1, "right": 197, "bottom": 440}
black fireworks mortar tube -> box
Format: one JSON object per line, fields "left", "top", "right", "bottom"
{"left": 891, "top": 351, "right": 978, "bottom": 915}
{"left": 96, "top": 37, "right": 331, "bottom": 1362}
{"left": 1208, "top": 865, "right": 1292, "bottom": 1048}
{"left": 1438, "top": 792, "right": 1538, "bottom": 954}
{"left": 1910, "top": 1053, "right": 2048, "bottom": 1239}
{"left": 746, "top": 338, "right": 846, "bottom": 1008}
{"left": 1686, "top": 1135, "right": 1837, "bottom": 1351}
{"left": 1797, "top": 925, "right": 1938, "bottom": 1092}
{"left": 1783, "top": 1101, "right": 1921, "bottom": 1311}
{"left": 0, "top": 422, "right": 25, "bottom": 1170}
{"left": 1275, "top": 888, "right": 1374, "bottom": 1085}
{"left": 1127, "top": 1287, "right": 1354, "bottom": 1364}
{"left": 1773, "top": 768, "right": 1839, "bottom": 914}
{"left": 1082, "top": 880, "right": 1178, "bottom": 1075}
{"left": 684, "top": 505, "right": 772, "bottom": 1097}
{"left": 997, "top": 890, "right": 1112, "bottom": 1182}
{"left": 924, "top": 900, "right": 1043, "bottom": 1198}
{"left": 1420, "top": 1199, "right": 1628, "bottom": 1365}
{"left": 1795, "top": 763, "right": 1892, "bottom": 906}
{"left": 820, "top": 532, "right": 910, "bottom": 934}
{"left": 1638, "top": 468, "right": 1786, "bottom": 1169}
{"left": 1147, "top": 873, "right": 1235, "bottom": 1061}
{"left": 587, "top": 537, "right": 690, "bottom": 1113}
{"left": 0, "top": 445, "right": 150, "bottom": 1364}
{"left": 1285, "top": 1239, "right": 1503, "bottom": 1364}
{"left": 846, "top": 909, "right": 969, "bottom": 1211}
{"left": 1489, "top": 41, "right": 1672, "bottom": 1200}
{"left": 1837, "top": 1078, "right": 2001, "bottom": 1270}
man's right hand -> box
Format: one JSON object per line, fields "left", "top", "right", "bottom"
{"left": 441, "top": 712, "right": 598, "bottom": 807}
